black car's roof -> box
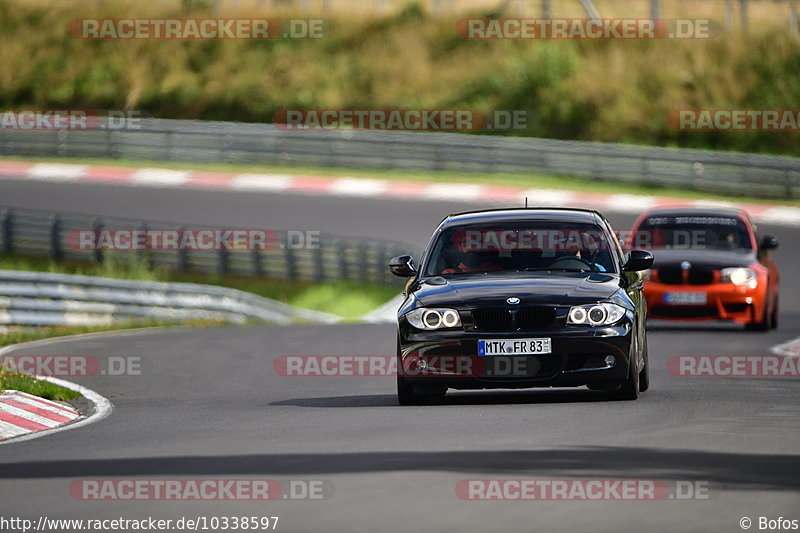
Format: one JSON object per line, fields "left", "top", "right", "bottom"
{"left": 641, "top": 206, "right": 745, "bottom": 219}
{"left": 439, "top": 208, "right": 605, "bottom": 229}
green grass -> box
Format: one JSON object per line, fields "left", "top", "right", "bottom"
{"left": 0, "top": 254, "right": 400, "bottom": 319}
{"left": 2, "top": 155, "right": 797, "bottom": 207}
{"left": 0, "top": 369, "right": 81, "bottom": 401}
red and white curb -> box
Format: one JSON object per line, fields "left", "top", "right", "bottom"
{"left": 0, "top": 335, "right": 114, "bottom": 445}
{"left": 1, "top": 161, "right": 799, "bottom": 226}
{"left": 0, "top": 390, "right": 80, "bottom": 440}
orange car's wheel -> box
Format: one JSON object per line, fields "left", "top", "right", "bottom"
{"left": 770, "top": 297, "right": 779, "bottom": 330}
{"left": 745, "top": 303, "right": 772, "bottom": 332}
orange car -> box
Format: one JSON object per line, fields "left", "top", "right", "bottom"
{"left": 629, "top": 207, "right": 779, "bottom": 331}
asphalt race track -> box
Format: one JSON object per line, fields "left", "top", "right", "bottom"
{"left": 1, "top": 178, "right": 799, "bottom": 533}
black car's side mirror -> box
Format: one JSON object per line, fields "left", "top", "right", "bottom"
{"left": 623, "top": 250, "right": 654, "bottom": 272}
{"left": 760, "top": 235, "right": 779, "bottom": 250}
{"left": 389, "top": 255, "right": 417, "bottom": 277}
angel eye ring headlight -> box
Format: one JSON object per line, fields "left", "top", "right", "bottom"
{"left": 406, "top": 308, "right": 462, "bottom": 330}
{"left": 567, "top": 303, "right": 626, "bottom": 326}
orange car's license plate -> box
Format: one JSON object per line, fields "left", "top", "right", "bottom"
{"left": 664, "top": 292, "right": 708, "bottom": 305}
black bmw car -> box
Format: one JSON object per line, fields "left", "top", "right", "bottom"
{"left": 388, "top": 208, "right": 654, "bottom": 405}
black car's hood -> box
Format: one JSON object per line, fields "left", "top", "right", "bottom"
{"left": 650, "top": 248, "right": 756, "bottom": 269}
{"left": 411, "top": 272, "right": 621, "bottom": 309}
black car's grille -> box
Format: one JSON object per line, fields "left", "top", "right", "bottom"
{"left": 516, "top": 307, "right": 557, "bottom": 330}
{"left": 472, "top": 307, "right": 557, "bottom": 332}
{"left": 657, "top": 266, "right": 715, "bottom": 285}
{"left": 472, "top": 308, "right": 514, "bottom": 332}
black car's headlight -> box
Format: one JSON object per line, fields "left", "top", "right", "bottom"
{"left": 405, "top": 308, "right": 462, "bottom": 330}
{"left": 567, "top": 303, "right": 626, "bottom": 326}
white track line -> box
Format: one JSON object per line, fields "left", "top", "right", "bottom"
{"left": 771, "top": 336, "right": 800, "bottom": 357}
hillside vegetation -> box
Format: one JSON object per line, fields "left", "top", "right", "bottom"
{"left": 1, "top": 0, "right": 799, "bottom": 155}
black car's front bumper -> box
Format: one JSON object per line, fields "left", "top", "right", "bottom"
{"left": 398, "top": 320, "right": 634, "bottom": 391}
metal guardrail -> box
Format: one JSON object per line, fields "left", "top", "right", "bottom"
{"left": 1, "top": 118, "right": 798, "bottom": 198}
{"left": 0, "top": 207, "right": 418, "bottom": 288}
{"left": 0, "top": 270, "right": 340, "bottom": 326}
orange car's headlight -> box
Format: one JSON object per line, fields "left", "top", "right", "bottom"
{"left": 720, "top": 267, "right": 757, "bottom": 287}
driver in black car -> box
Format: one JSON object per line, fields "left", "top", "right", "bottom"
{"left": 549, "top": 234, "right": 608, "bottom": 272}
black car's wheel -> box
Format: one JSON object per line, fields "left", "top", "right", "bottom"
{"left": 638, "top": 338, "right": 650, "bottom": 393}
{"left": 397, "top": 375, "right": 428, "bottom": 405}
{"left": 396, "top": 339, "right": 445, "bottom": 405}
{"left": 609, "top": 351, "right": 640, "bottom": 401}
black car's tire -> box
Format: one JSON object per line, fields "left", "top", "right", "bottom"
{"left": 396, "top": 338, "right": 444, "bottom": 406}
{"left": 638, "top": 339, "right": 650, "bottom": 393}
{"left": 608, "top": 354, "right": 640, "bottom": 401}
{"left": 397, "top": 375, "right": 429, "bottom": 405}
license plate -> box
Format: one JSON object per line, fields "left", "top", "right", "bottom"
{"left": 478, "top": 338, "right": 551, "bottom": 356}
{"left": 664, "top": 292, "right": 707, "bottom": 305}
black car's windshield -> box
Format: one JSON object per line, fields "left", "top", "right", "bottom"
{"left": 424, "top": 221, "right": 618, "bottom": 276}
{"left": 636, "top": 215, "right": 752, "bottom": 251}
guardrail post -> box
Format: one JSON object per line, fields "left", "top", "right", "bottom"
{"left": 0, "top": 209, "right": 12, "bottom": 255}
{"left": 640, "top": 158, "right": 652, "bottom": 186}
{"left": 358, "top": 243, "right": 369, "bottom": 281}
{"left": 136, "top": 222, "right": 151, "bottom": 267}
{"left": 49, "top": 214, "right": 62, "bottom": 261}
{"left": 375, "top": 244, "right": 387, "bottom": 283}
{"left": 91, "top": 217, "right": 104, "bottom": 263}
{"left": 252, "top": 249, "right": 263, "bottom": 277}
{"left": 217, "top": 247, "right": 229, "bottom": 276}
{"left": 177, "top": 226, "right": 189, "bottom": 271}
{"left": 56, "top": 130, "right": 67, "bottom": 158}
{"left": 313, "top": 241, "right": 324, "bottom": 282}
{"left": 284, "top": 235, "right": 297, "bottom": 279}
{"left": 107, "top": 130, "right": 119, "bottom": 159}
{"left": 337, "top": 240, "right": 348, "bottom": 280}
